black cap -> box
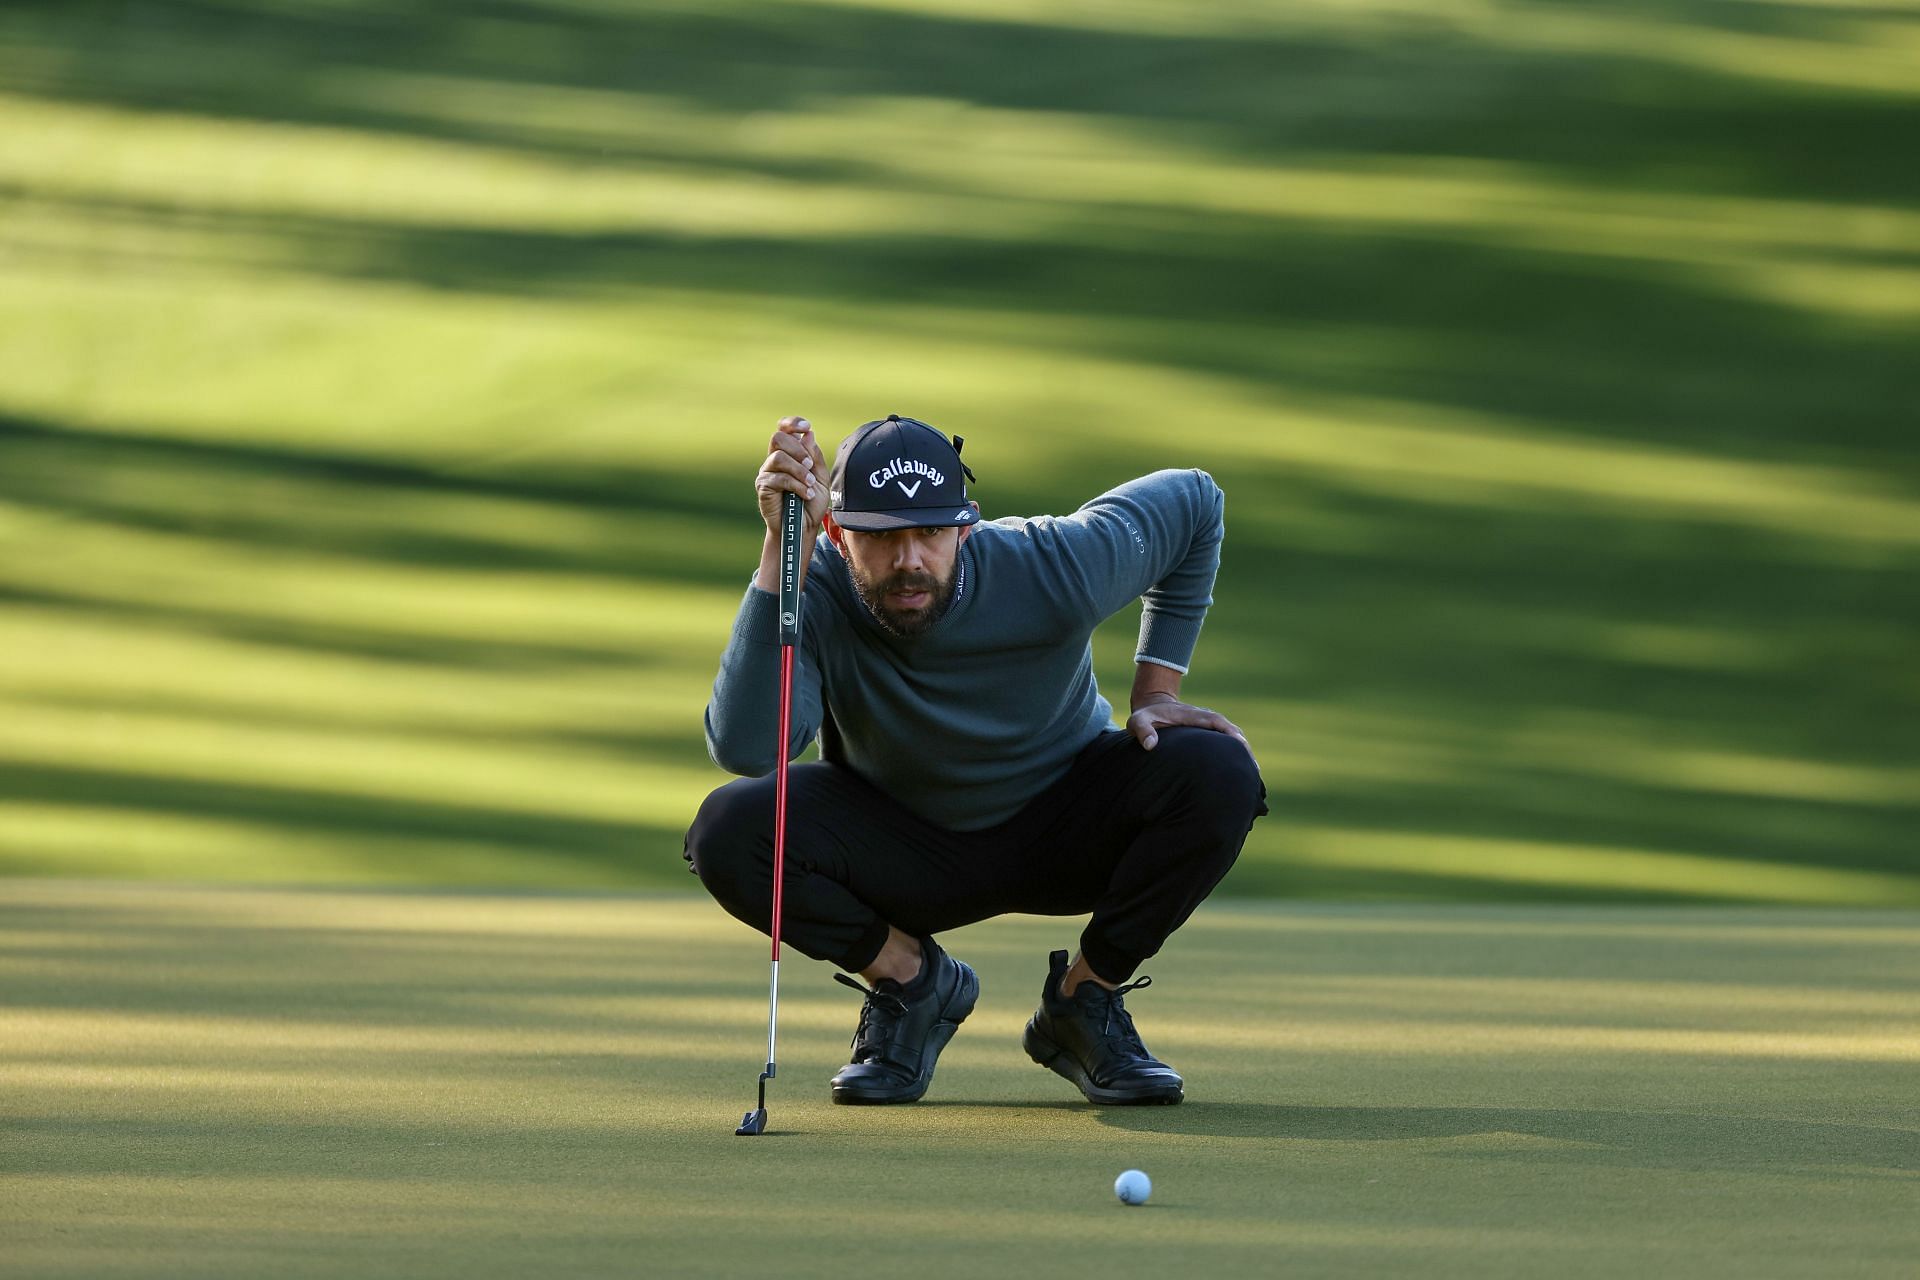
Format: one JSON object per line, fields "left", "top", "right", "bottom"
{"left": 829, "top": 415, "right": 980, "bottom": 532}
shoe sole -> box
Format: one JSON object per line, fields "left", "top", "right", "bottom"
{"left": 830, "top": 964, "right": 980, "bottom": 1106}
{"left": 1021, "top": 1022, "right": 1185, "bottom": 1106}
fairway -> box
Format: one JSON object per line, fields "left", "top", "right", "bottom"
{"left": 5, "top": 883, "right": 1916, "bottom": 1278}
{"left": 3, "top": 0, "right": 1917, "bottom": 904}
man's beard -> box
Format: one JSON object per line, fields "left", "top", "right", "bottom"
{"left": 850, "top": 563, "right": 958, "bottom": 638}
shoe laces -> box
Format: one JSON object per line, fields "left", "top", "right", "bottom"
{"left": 835, "top": 972, "right": 910, "bottom": 1057}
{"left": 1083, "top": 975, "right": 1153, "bottom": 1049}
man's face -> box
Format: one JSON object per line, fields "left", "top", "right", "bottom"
{"left": 833, "top": 522, "right": 971, "bottom": 638}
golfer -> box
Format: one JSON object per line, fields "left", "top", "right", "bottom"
{"left": 685, "top": 414, "right": 1267, "bottom": 1106}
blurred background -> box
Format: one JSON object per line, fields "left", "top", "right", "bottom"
{"left": 1, "top": 0, "right": 1915, "bottom": 902}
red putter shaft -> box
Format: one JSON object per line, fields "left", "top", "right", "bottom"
{"left": 761, "top": 643, "right": 792, "bottom": 1078}
{"left": 739, "top": 488, "right": 804, "bottom": 1135}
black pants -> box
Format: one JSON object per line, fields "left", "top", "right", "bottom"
{"left": 683, "top": 727, "right": 1267, "bottom": 983}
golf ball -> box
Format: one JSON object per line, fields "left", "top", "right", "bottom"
{"left": 1114, "top": 1169, "right": 1152, "bottom": 1205}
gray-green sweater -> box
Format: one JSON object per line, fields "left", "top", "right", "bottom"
{"left": 704, "top": 468, "right": 1226, "bottom": 831}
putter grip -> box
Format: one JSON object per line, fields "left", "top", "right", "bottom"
{"left": 777, "top": 491, "right": 802, "bottom": 646}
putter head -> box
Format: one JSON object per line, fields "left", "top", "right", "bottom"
{"left": 735, "top": 1107, "right": 768, "bottom": 1136}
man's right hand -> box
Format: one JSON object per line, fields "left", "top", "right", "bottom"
{"left": 756, "top": 416, "right": 831, "bottom": 536}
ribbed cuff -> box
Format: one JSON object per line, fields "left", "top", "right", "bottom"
{"left": 1136, "top": 609, "right": 1202, "bottom": 673}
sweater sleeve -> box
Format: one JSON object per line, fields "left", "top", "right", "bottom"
{"left": 1029, "top": 469, "right": 1226, "bottom": 673}
{"left": 703, "top": 583, "right": 823, "bottom": 776}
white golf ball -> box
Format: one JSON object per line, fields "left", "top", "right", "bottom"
{"left": 1114, "top": 1169, "right": 1152, "bottom": 1205}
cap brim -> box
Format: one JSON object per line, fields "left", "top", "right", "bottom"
{"left": 832, "top": 506, "right": 979, "bottom": 531}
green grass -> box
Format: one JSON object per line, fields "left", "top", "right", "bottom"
{"left": 4, "top": 883, "right": 1917, "bottom": 1278}
{"left": 0, "top": 0, "right": 1917, "bottom": 900}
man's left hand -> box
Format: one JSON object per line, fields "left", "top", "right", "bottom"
{"left": 1126, "top": 697, "right": 1252, "bottom": 755}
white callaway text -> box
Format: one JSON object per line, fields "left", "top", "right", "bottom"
{"left": 868, "top": 457, "right": 946, "bottom": 490}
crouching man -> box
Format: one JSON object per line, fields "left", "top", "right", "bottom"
{"left": 685, "top": 414, "right": 1266, "bottom": 1106}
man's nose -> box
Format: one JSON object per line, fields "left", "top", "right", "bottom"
{"left": 892, "top": 537, "right": 926, "bottom": 570}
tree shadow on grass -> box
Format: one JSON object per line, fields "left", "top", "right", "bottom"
{"left": 6, "top": 1104, "right": 1911, "bottom": 1183}
{"left": 7, "top": 177, "right": 1916, "bottom": 476}
{"left": 3, "top": 398, "right": 1916, "bottom": 895}
{"left": 4, "top": 0, "right": 1917, "bottom": 206}
{"left": 926, "top": 1100, "right": 1920, "bottom": 1174}
{"left": 2, "top": 3, "right": 1917, "bottom": 896}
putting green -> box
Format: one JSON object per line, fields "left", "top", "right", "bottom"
{"left": 5, "top": 883, "right": 1916, "bottom": 1278}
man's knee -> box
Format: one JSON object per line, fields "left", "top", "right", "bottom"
{"left": 684, "top": 776, "right": 773, "bottom": 903}
{"left": 1153, "top": 727, "right": 1267, "bottom": 827}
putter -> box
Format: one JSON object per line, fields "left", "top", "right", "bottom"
{"left": 737, "top": 489, "right": 803, "bottom": 1136}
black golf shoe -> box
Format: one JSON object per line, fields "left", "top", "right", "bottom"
{"left": 1022, "top": 949, "right": 1184, "bottom": 1105}
{"left": 829, "top": 936, "right": 979, "bottom": 1105}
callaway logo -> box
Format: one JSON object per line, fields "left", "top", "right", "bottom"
{"left": 868, "top": 456, "right": 945, "bottom": 496}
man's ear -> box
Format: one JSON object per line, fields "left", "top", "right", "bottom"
{"left": 822, "top": 511, "right": 847, "bottom": 554}
{"left": 956, "top": 502, "right": 981, "bottom": 546}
